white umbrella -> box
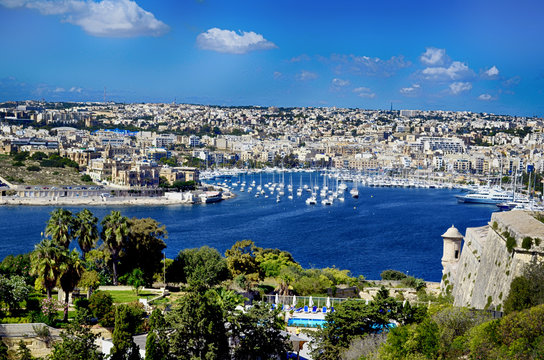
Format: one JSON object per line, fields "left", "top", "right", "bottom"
{"left": 326, "top": 297, "right": 331, "bottom": 308}
{"left": 308, "top": 296, "right": 313, "bottom": 307}
{"left": 292, "top": 295, "right": 297, "bottom": 307}
{"left": 275, "top": 293, "right": 279, "bottom": 304}
{"left": 402, "top": 300, "right": 406, "bottom": 308}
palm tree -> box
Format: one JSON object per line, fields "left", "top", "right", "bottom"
{"left": 101, "top": 211, "right": 129, "bottom": 285}
{"left": 74, "top": 209, "right": 98, "bottom": 260}
{"left": 30, "top": 239, "right": 63, "bottom": 298}
{"left": 45, "top": 208, "right": 75, "bottom": 248}
{"left": 59, "top": 249, "right": 84, "bottom": 322}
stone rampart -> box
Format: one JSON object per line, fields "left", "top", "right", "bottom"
{"left": 449, "top": 211, "right": 544, "bottom": 310}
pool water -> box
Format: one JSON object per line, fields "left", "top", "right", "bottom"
{"left": 287, "top": 318, "right": 327, "bottom": 328}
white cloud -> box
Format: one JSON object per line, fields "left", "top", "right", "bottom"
{"left": 503, "top": 76, "right": 520, "bottom": 87}
{"left": 0, "top": 0, "right": 169, "bottom": 37}
{"left": 69, "top": 86, "right": 82, "bottom": 93}
{"left": 289, "top": 54, "right": 310, "bottom": 63}
{"left": 353, "top": 86, "right": 375, "bottom": 98}
{"left": 484, "top": 65, "right": 499, "bottom": 77}
{"left": 296, "top": 70, "right": 318, "bottom": 81}
{"left": 273, "top": 71, "right": 283, "bottom": 80}
{"left": 422, "top": 61, "right": 472, "bottom": 80}
{"left": 449, "top": 82, "right": 472, "bottom": 95}
{"left": 331, "top": 78, "right": 350, "bottom": 87}
{"left": 420, "top": 47, "right": 446, "bottom": 65}
{"left": 400, "top": 84, "right": 420, "bottom": 95}
{"left": 196, "top": 28, "right": 277, "bottom": 54}
{"left": 478, "top": 93, "right": 494, "bottom": 101}
{"left": 53, "top": 87, "right": 65, "bottom": 93}
{"left": 330, "top": 54, "right": 410, "bottom": 77}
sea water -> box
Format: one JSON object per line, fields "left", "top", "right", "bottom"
{"left": 0, "top": 173, "right": 496, "bottom": 282}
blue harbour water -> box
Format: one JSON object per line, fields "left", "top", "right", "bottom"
{"left": 0, "top": 172, "right": 497, "bottom": 282}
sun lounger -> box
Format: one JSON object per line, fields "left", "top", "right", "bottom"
{"left": 312, "top": 306, "right": 317, "bottom": 313}
{"left": 304, "top": 305, "right": 309, "bottom": 313}
{"left": 322, "top": 306, "right": 327, "bottom": 313}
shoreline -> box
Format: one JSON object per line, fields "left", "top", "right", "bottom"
{"left": 0, "top": 196, "right": 195, "bottom": 206}
{"left": 0, "top": 191, "right": 235, "bottom": 207}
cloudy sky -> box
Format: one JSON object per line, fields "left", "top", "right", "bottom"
{"left": 0, "top": 0, "right": 543, "bottom": 116}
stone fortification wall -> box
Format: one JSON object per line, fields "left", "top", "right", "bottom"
{"left": 450, "top": 211, "right": 544, "bottom": 310}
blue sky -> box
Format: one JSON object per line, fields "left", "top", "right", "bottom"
{"left": 0, "top": 0, "right": 543, "bottom": 116}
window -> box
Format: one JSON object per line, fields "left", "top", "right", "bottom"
{"left": 455, "top": 250, "right": 459, "bottom": 259}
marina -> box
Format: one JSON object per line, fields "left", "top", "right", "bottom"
{"left": 0, "top": 171, "right": 499, "bottom": 282}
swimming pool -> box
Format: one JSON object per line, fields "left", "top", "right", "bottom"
{"left": 287, "top": 318, "right": 327, "bottom": 328}
{"left": 287, "top": 318, "right": 397, "bottom": 331}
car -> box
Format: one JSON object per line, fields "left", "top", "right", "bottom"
{"left": 25, "top": 186, "right": 31, "bottom": 189}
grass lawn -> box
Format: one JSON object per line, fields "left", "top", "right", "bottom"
{"left": 104, "top": 290, "right": 157, "bottom": 304}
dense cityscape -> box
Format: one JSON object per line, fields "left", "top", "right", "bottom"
{"left": 1, "top": 101, "right": 542, "bottom": 189}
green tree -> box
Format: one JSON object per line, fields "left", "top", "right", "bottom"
{"left": 49, "top": 320, "right": 105, "bottom": 360}
{"left": 101, "top": 211, "right": 129, "bottom": 285}
{"left": 225, "top": 240, "right": 263, "bottom": 283}
{"left": 431, "top": 306, "right": 491, "bottom": 358}
{"left": 166, "top": 290, "right": 229, "bottom": 360}
{"left": 59, "top": 249, "right": 84, "bottom": 321}
{"left": 146, "top": 309, "right": 169, "bottom": 360}
{"left": 172, "top": 246, "right": 229, "bottom": 288}
{"left": 120, "top": 218, "right": 167, "bottom": 285}
{"left": 255, "top": 248, "right": 297, "bottom": 278}
{"left": 74, "top": 209, "right": 99, "bottom": 260}
{"left": 467, "top": 304, "right": 544, "bottom": 359}
{"left": 120, "top": 268, "right": 146, "bottom": 296}
{"left": 310, "top": 296, "right": 399, "bottom": 360}
{"left": 0, "top": 275, "right": 30, "bottom": 311}
{"left": 0, "top": 253, "right": 34, "bottom": 285}
{"left": 30, "top": 239, "right": 63, "bottom": 298}
{"left": 231, "top": 301, "right": 290, "bottom": 360}
{"left": 78, "top": 269, "right": 101, "bottom": 298}
{"left": 504, "top": 260, "right": 544, "bottom": 314}
{"left": 45, "top": 208, "right": 75, "bottom": 248}
{"left": 379, "top": 318, "right": 439, "bottom": 360}
{"left": 503, "top": 276, "right": 533, "bottom": 314}
{"left": 208, "top": 287, "right": 246, "bottom": 318}
{"left": 111, "top": 304, "right": 143, "bottom": 360}
{"left": 89, "top": 291, "right": 115, "bottom": 327}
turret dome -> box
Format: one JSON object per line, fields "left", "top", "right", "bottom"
{"left": 441, "top": 225, "right": 463, "bottom": 239}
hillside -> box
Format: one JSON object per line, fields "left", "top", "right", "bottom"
{"left": 0, "top": 153, "right": 93, "bottom": 186}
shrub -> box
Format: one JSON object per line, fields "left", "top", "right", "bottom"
{"left": 26, "top": 165, "right": 41, "bottom": 172}
{"left": 89, "top": 291, "right": 115, "bottom": 327}
{"left": 80, "top": 174, "right": 92, "bottom": 182}
{"left": 12, "top": 161, "right": 24, "bottom": 167}
{"left": 502, "top": 231, "right": 516, "bottom": 252}
{"left": 40, "top": 297, "right": 60, "bottom": 326}
{"left": 380, "top": 269, "right": 408, "bottom": 281}
{"left": 30, "top": 152, "right": 48, "bottom": 161}
{"left": 521, "top": 237, "right": 533, "bottom": 250}
{"left": 12, "top": 151, "right": 29, "bottom": 162}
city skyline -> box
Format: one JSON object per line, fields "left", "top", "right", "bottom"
{"left": 1, "top": 0, "right": 543, "bottom": 116}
